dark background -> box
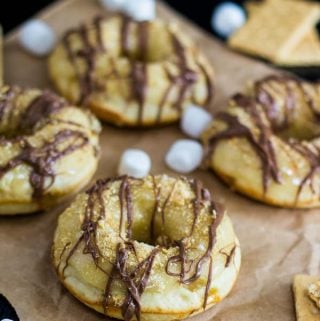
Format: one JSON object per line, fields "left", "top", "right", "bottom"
{"left": 1, "top": 0, "right": 320, "bottom": 79}
{"left": 0, "top": 0, "right": 245, "bottom": 35}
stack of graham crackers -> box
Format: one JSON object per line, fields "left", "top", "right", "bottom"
{"left": 228, "top": 0, "right": 320, "bottom": 66}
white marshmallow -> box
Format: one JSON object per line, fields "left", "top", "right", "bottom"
{"left": 98, "top": 0, "right": 127, "bottom": 11}
{"left": 19, "top": 19, "right": 56, "bottom": 57}
{"left": 165, "top": 140, "right": 203, "bottom": 174}
{"left": 118, "top": 149, "right": 151, "bottom": 178}
{"left": 123, "top": 0, "right": 156, "bottom": 21}
{"left": 211, "top": 2, "right": 246, "bottom": 38}
{"left": 181, "top": 105, "right": 213, "bottom": 138}
{"left": 2, "top": 319, "right": 14, "bottom": 321}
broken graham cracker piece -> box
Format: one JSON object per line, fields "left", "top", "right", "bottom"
{"left": 229, "top": 0, "right": 320, "bottom": 63}
{"left": 245, "top": 0, "right": 320, "bottom": 66}
{"left": 275, "top": 29, "right": 320, "bottom": 66}
{"left": 293, "top": 274, "right": 320, "bottom": 321}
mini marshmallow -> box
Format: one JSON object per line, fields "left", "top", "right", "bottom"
{"left": 98, "top": 0, "right": 127, "bottom": 11}
{"left": 123, "top": 0, "right": 156, "bottom": 21}
{"left": 165, "top": 139, "right": 203, "bottom": 174}
{"left": 211, "top": 2, "right": 246, "bottom": 38}
{"left": 19, "top": 19, "right": 56, "bottom": 57}
{"left": 118, "top": 149, "right": 151, "bottom": 178}
{"left": 181, "top": 105, "right": 213, "bottom": 138}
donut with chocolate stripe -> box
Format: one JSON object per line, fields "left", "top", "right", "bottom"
{"left": 48, "top": 15, "right": 214, "bottom": 127}
{"left": 0, "top": 85, "right": 100, "bottom": 215}
{"left": 203, "top": 75, "right": 320, "bottom": 208}
{"left": 52, "top": 175, "right": 240, "bottom": 321}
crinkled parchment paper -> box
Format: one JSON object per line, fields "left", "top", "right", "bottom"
{"left": 1, "top": 1, "right": 320, "bottom": 320}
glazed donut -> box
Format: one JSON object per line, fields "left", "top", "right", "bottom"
{"left": 202, "top": 75, "right": 320, "bottom": 208}
{"left": 52, "top": 175, "right": 240, "bottom": 321}
{"left": 0, "top": 85, "right": 101, "bottom": 215}
{"left": 48, "top": 15, "right": 214, "bottom": 127}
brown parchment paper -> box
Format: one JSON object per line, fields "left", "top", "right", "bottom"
{"left": 1, "top": 1, "right": 320, "bottom": 320}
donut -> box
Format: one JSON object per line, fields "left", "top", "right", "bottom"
{"left": 202, "top": 75, "right": 320, "bottom": 208}
{"left": 52, "top": 175, "right": 241, "bottom": 321}
{"left": 0, "top": 85, "right": 101, "bottom": 215}
{"left": 48, "top": 15, "right": 214, "bottom": 127}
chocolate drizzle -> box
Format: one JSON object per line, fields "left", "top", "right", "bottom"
{"left": 63, "top": 17, "right": 105, "bottom": 104}
{"left": 219, "top": 244, "right": 237, "bottom": 268}
{"left": 207, "top": 75, "right": 320, "bottom": 199}
{"left": 119, "top": 176, "right": 134, "bottom": 239}
{"left": 0, "top": 129, "right": 89, "bottom": 199}
{"left": 61, "top": 15, "right": 213, "bottom": 124}
{"left": 171, "top": 34, "right": 198, "bottom": 111}
{"left": 254, "top": 75, "right": 320, "bottom": 129}
{"left": 289, "top": 141, "right": 320, "bottom": 203}
{"left": 121, "top": 17, "right": 149, "bottom": 124}
{"left": 121, "top": 16, "right": 131, "bottom": 57}
{"left": 59, "top": 176, "right": 225, "bottom": 320}
{"left": 208, "top": 94, "right": 280, "bottom": 192}
{"left": 131, "top": 63, "right": 148, "bottom": 124}
{"left": 19, "top": 91, "right": 66, "bottom": 133}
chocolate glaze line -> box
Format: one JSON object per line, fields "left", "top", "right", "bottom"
{"left": 182, "top": 205, "right": 223, "bottom": 285}
{"left": 0, "top": 129, "right": 89, "bottom": 199}
{"left": 171, "top": 33, "right": 198, "bottom": 111}
{"left": 288, "top": 141, "right": 320, "bottom": 203}
{"left": 119, "top": 176, "right": 134, "bottom": 239}
{"left": 62, "top": 178, "right": 115, "bottom": 274}
{"left": 156, "top": 67, "right": 174, "bottom": 123}
{"left": 208, "top": 94, "right": 280, "bottom": 192}
{"left": 121, "top": 16, "right": 131, "bottom": 57}
{"left": 62, "top": 30, "right": 87, "bottom": 103}
{"left": 165, "top": 238, "right": 194, "bottom": 280}
{"left": 131, "top": 63, "right": 147, "bottom": 124}
{"left": 121, "top": 16, "right": 149, "bottom": 124}
{"left": 121, "top": 246, "right": 159, "bottom": 321}
{"left": 159, "top": 180, "right": 178, "bottom": 247}
{"left": 19, "top": 91, "right": 66, "bottom": 133}
{"left": 219, "top": 244, "right": 237, "bottom": 268}
{"left": 63, "top": 17, "right": 106, "bottom": 105}
{"left": 138, "top": 21, "right": 149, "bottom": 61}
{"left": 236, "top": 94, "right": 280, "bottom": 190}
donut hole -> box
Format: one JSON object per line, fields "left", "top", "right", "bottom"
{"left": 127, "top": 182, "right": 202, "bottom": 248}
{"left": 119, "top": 22, "right": 175, "bottom": 63}
{"left": 253, "top": 78, "right": 320, "bottom": 141}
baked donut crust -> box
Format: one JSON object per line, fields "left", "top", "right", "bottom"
{"left": 202, "top": 75, "right": 320, "bottom": 208}
{"left": 48, "top": 15, "right": 214, "bottom": 127}
{"left": 52, "top": 175, "right": 241, "bottom": 321}
{"left": 0, "top": 85, "right": 101, "bottom": 215}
